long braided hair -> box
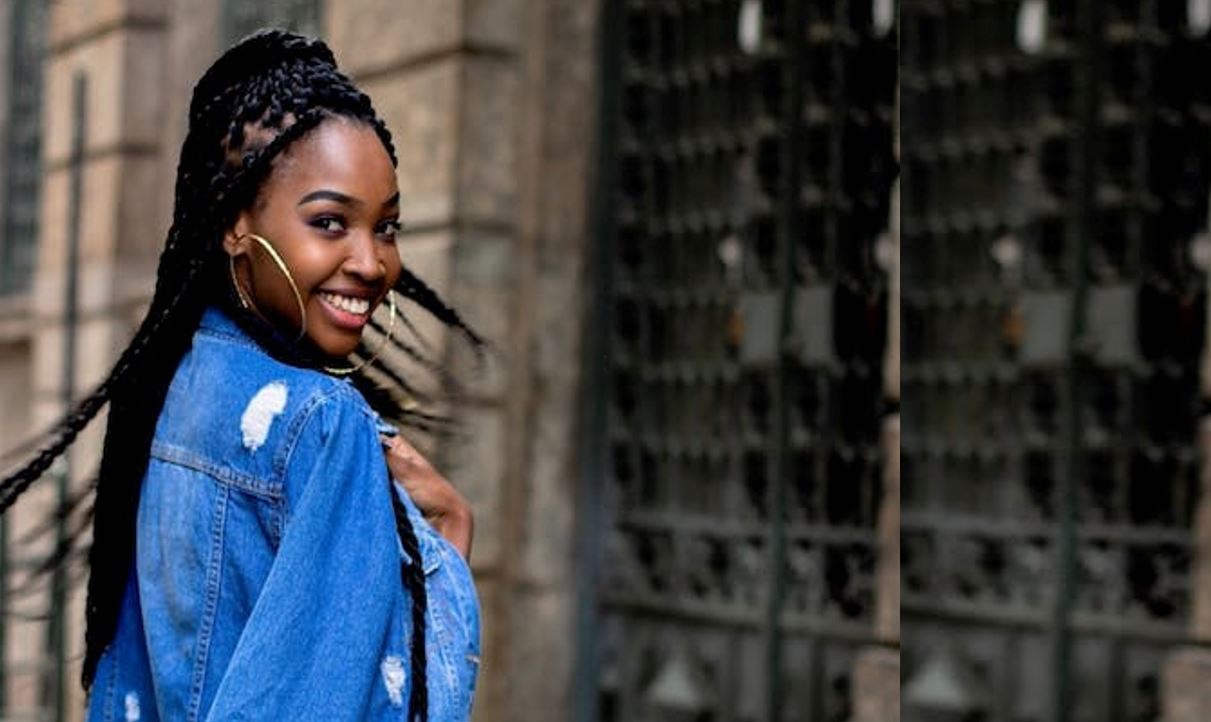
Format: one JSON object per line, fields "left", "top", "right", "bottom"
{"left": 0, "top": 30, "right": 482, "bottom": 720}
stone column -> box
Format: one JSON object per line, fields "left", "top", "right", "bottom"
{"left": 486, "top": 1, "right": 598, "bottom": 720}
{"left": 16, "top": 1, "right": 169, "bottom": 719}
{"left": 325, "top": 2, "right": 597, "bottom": 720}
{"left": 1159, "top": 181, "right": 1211, "bottom": 721}
{"left": 1160, "top": 417, "right": 1211, "bottom": 722}
{"left": 847, "top": 410, "right": 901, "bottom": 722}
{"left": 849, "top": 142, "right": 901, "bottom": 722}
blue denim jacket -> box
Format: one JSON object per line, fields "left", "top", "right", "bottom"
{"left": 85, "top": 307, "right": 480, "bottom": 722}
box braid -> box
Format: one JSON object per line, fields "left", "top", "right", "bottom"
{"left": 0, "top": 30, "right": 484, "bottom": 720}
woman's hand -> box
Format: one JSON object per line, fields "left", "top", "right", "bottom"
{"left": 381, "top": 434, "right": 474, "bottom": 561}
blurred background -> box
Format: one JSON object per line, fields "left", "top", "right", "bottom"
{"left": 903, "top": 2, "right": 1211, "bottom": 722}
{"left": 0, "top": 1, "right": 897, "bottom": 721}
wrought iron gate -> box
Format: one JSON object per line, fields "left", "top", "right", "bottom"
{"left": 902, "top": 2, "right": 1210, "bottom": 720}
{"left": 584, "top": 1, "right": 897, "bottom": 720}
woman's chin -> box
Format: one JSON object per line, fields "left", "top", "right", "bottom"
{"left": 303, "top": 333, "right": 360, "bottom": 363}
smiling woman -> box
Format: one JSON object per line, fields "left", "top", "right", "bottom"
{"left": 226, "top": 119, "right": 404, "bottom": 357}
{"left": 0, "top": 30, "right": 483, "bottom": 722}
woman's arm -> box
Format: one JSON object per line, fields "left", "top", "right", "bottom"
{"left": 381, "top": 434, "right": 474, "bottom": 561}
{"left": 203, "top": 393, "right": 410, "bottom": 721}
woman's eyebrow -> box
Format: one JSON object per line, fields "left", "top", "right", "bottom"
{"left": 383, "top": 192, "right": 400, "bottom": 209}
{"left": 297, "top": 189, "right": 358, "bottom": 207}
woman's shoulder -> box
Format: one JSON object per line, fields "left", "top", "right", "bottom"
{"left": 152, "top": 308, "right": 376, "bottom": 487}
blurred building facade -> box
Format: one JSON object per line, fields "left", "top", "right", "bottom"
{"left": 903, "top": 2, "right": 1211, "bottom": 721}
{"left": 0, "top": 1, "right": 897, "bottom": 721}
{"left": 588, "top": 2, "right": 897, "bottom": 721}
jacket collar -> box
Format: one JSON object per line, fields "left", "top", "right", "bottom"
{"left": 199, "top": 305, "right": 245, "bottom": 336}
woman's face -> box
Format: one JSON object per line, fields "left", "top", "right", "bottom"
{"left": 225, "top": 117, "right": 402, "bottom": 359}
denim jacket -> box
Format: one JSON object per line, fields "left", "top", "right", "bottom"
{"left": 85, "top": 307, "right": 480, "bottom": 722}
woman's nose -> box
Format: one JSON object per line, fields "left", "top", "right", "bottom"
{"left": 343, "top": 234, "right": 386, "bottom": 283}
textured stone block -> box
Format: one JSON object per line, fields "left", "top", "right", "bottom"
{"left": 444, "top": 286, "right": 510, "bottom": 401}
{"left": 443, "top": 405, "right": 506, "bottom": 571}
{"left": 115, "top": 155, "right": 168, "bottom": 259}
{"left": 496, "top": 588, "right": 575, "bottom": 722}
{"left": 157, "top": 0, "right": 222, "bottom": 231}
{"left": 44, "top": 30, "right": 165, "bottom": 166}
{"left": 466, "top": 0, "right": 525, "bottom": 50}
{"left": 29, "top": 314, "right": 124, "bottom": 400}
{"left": 514, "top": 274, "right": 582, "bottom": 586}
{"left": 850, "top": 647, "right": 900, "bottom": 722}
{"left": 373, "top": 231, "right": 453, "bottom": 404}
{"left": 876, "top": 414, "right": 900, "bottom": 643}
{"left": 446, "top": 232, "right": 516, "bottom": 399}
{"left": 361, "top": 61, "right": 459, "bottom": 230}
{"left": 326, "top": 0, "right": 461, "bottom": 77}
{"left": 49, "top": 0, "right": 166, "bottom": 52}
{"left": 1162, "top": 647, "right": 1211, "bottom": 722}
{"left": 457, "top": 59, "right": 519, "bottom": 227}
{"left": 0, "top": 343, "right": 33, "bottom": 459}
{"left": 43, "top": 35, "right": 126, "bottom": 165}
{"left": 1194, "top": 419, "right": 1211, "bottom": 642}
{"left": 37, "top": 156, "right": 154, "bottom": 309}
{"left": 118, "top": 28, "right": 168, "bottom": 154}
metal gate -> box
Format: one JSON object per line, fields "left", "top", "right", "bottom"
{"left": 583, "top": 1, "right": 897, "bottom": 720}
{"left": 902, "top": 2, "right": 1210, "bottom": 720}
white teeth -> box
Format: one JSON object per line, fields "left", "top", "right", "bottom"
{"left": 320, "top": 292, "right": 370, "bottom": 316}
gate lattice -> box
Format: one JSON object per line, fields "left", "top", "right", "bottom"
{"left": 902, "top": 2, "right": 1210, "bottom": 720}
{"left": 587, "top": 2, "right": 896, "bottom": 720}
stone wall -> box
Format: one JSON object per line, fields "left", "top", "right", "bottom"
{"left": 324, "top": 1, "right": 599, "bottom": 719}
{"left": 1, "top": 0, "right": 173, "bottom": 719}
{"left": 0, "top": 0, "right": 12, "bottom": 248}
{"left": 0, "top": 1, "right": 600, "bottom": 719}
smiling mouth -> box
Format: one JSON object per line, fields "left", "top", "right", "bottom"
{"left": 316, "top": 291, "right": 377, "bottom": 332}
{"left": 318, "top": 291, "right": 372, "bottom": 316}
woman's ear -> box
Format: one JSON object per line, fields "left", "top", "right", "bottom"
{"left": 223, "top": 215, "right": 252, "bottom": 257}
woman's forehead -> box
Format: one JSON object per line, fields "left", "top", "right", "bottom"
{"left": 261, "top": 118, "right": 396, "bottom": 202}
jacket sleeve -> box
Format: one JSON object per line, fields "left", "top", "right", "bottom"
{"left": 203, "top": 389, "right": 403, "bottom": 721}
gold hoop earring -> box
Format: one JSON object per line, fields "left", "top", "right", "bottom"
{"left": 323, "top": 290, "right": 397, "bottom": 376}
{"left": 229, "top": 254, "right": 254, "bottom": 311}
{"left": 233, "top": 233, "right": 308, "bottom": 343}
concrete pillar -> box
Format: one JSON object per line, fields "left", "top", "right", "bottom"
{"left": 848, "top": 409, "right": 901, "bottom": 722}
{"left": 1161, "top": 647, "right": 1211, "bottom": 722}
{"left": 850, "top": 111, "right": 900, "bottom": 722}
{"left": 1163, "top": 419, "right": 1211, "bottom": 721}
{"left": 324, "top": 2, "right": 597, "bottom": 721}
{"left": 13, "top": 0, "right": 170, "bottom": 718}
{"left": 1192, "top": 419, "right": 1211, "bottom": 642}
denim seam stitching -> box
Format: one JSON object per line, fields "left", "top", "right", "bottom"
{"left": 151, "top": 442, "right": 282, "bottom": 500}
{"left": 195, "top": 327, "right": 262, "bottom": 352}
{"left": 428, "top": 589, "right": 460, "bottom": 697}
{"left": 186, "top": 484, "right": 228, "bottom": 722}
{"left": 271, "top": 496, "right": 285, "bottom": 547}
{"left": 102, "top": 641, "right": 118, "bottom": 722}
{"left": 276, "top": 383, "right": 351, "bottom": 477}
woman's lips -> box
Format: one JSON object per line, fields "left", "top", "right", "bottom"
{"left": 317, "top": 291, "right": 373, "bottom": 331}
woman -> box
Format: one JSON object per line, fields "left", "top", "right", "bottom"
{"left": 0, "top": 30, "right": 479, "bottom": 721}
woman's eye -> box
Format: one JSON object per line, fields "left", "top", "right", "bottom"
{"left": 376, "top": 220, "right": 403, "bottom": 240}
{"left": 311, "top": 216, "right": 346, "bottom": 233}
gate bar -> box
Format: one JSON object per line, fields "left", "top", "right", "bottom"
{"left": 1053, "top": 0, "right": 1100, "bottom": 719}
